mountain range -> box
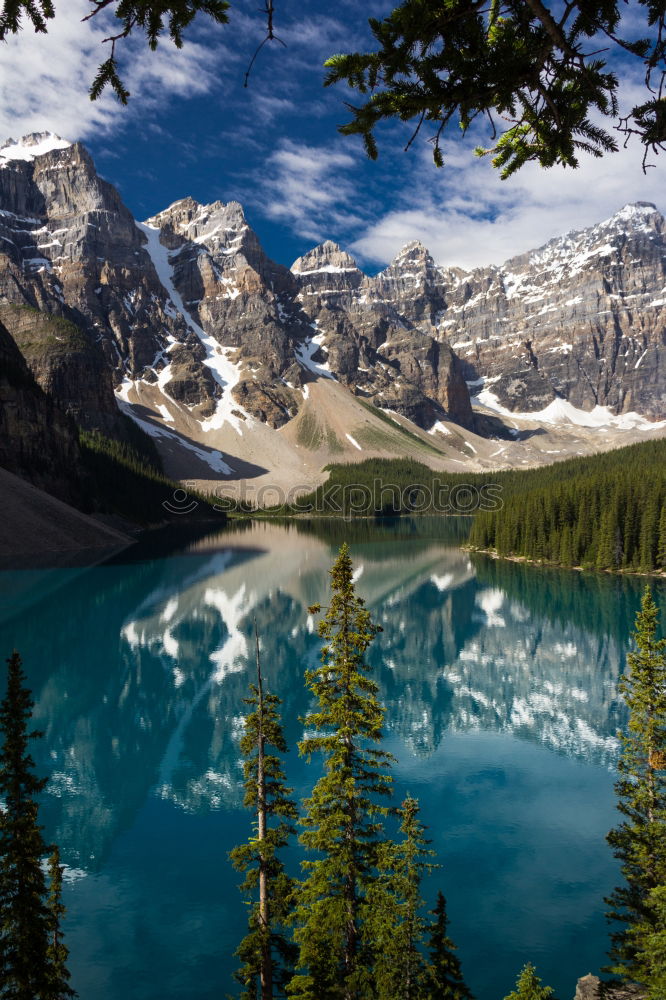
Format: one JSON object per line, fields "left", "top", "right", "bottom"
{"left": 0, "top": 131, "right": 665, "bottom": 509}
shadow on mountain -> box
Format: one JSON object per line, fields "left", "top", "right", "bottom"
{"left": 125, "top": 403, "right": 269, "bottom": 481}
{"left": 472, "top": 412, "right": 548, "bottom": 441}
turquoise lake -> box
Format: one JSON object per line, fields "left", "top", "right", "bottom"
{"left": 1, "top": 517, "right": 665, "bottom": 1000}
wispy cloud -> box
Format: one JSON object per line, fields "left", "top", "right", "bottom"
{"left": 350, "top": 129, "right": 666, "bottom": 271}
{"left": 1, "top": 0, "right": 661, "bottom": 277}
{"left": 249, "top": 139, "right": 370, "bottom": 245}
{"left": 0, "top": 0, "right": 232, "bottom": 141}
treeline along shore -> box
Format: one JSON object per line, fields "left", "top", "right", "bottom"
{"left": 252, "top": 440, "right": 666, "bottom": 577}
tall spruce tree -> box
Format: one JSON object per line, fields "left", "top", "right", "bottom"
{"left": 288, "top": 543, "right": 394, "bottom": 1000}
{"left": 230, "top": 623, "right": 298, "bottom": 999}
{"left": 606, "top": 587, "right": 666, "bottom": 981}
{"left": 630, "top": 884, "right": 666, "bottom": 998}
{"left": 503, "top": 963, "right": 555, "bottom": 1000}
{"left": 370, "top": 796, "right": 436, "bottom": 1000}
{"left": 657, "top": 505, "right": 666, "bottom": 571}
{"left": 45, "top": 846, "right": 75, "bottom": 1000}
{"left": 423, "top": 891, "right": 473, "bottom": 1000}
{"left": 0, "top": 651, "right": 52, "bottom": 1000}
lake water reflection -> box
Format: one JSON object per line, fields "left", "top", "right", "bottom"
{"left": 1, "top": 518, "right": 664, "bottom": 1000}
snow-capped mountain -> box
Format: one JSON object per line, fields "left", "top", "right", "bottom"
{"left": 0, "top": 131, "right": 664, "bottom": 497}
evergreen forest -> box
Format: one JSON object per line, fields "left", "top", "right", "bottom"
{"left": 468, "top": 440, "right": 666, "bottom": 574}
{"left": 265, "top": 439, "right": 666, "bottom": 576}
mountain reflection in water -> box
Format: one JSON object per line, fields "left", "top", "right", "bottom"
{"left": 0, "top": 518, "right": 663, "bottom": 1000}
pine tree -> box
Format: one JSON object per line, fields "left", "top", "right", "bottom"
{"left": 656, "top": 504, "right": 666, "bottom": 571}
{"left": 558, "top": 525, "right": 574, "bottom": 568}
{"left": 638, "top": 490, "right": 660, "bottom": 573}
{"left": 0, "top": 651, "right": 53, "bottom": 1000}
{"left": 606, "top": 588, "right": 666, "bottom": 981}
{"left": 423, "top": 891, "right": 473, "bottom": 1000}
{"left": 630, "top": 884, "right": 666, "bottom": 999}
{"left": 45, "top": 846, "right": 75, "bottom": 1000}
{"left": 230, "top": 623, "right": 298, "bottom": 1000}
{"left": 596, "top": 492, "right": 622, "bottom": 571}
{"left": 370, "top": 796, "right": 435, "bottom": 1000}
{"left": 288, "top": 543, "right": 394, "bottom": 1000}
{"left": 503, "top": 963, "right": 555, "bottom": 1000}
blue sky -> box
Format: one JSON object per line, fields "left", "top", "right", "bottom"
{"left": 1, "top": 0, "right": 664, "bottom": 271}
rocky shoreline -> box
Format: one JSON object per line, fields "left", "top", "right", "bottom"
{"left": 574, "top": 973, "right": 646, "bottom": 999}
{"left": 467, "top": 545, "right": 666, "bottom": 580}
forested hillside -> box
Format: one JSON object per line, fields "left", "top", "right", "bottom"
{"left": 275, "top": 440, "right": 666, "bottom": 575}
{"left": 469, "top": 439, "right": 666, "bottom": 573}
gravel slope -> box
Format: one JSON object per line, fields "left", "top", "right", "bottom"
{"left": 0, "top": 467, "right": 131, "bottom": 567}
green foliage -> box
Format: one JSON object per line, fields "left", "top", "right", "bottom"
{"left": 0, "top": 653, "right": 52, "bottom": 999}
{"left": 273, "top": 457, "right": 502, "bottom": 518}
{"left": 288, "top": 543, "right": 395, "bottom": 1000}
{"left": 424, "top": 890, "right": 473, "bottom": 1000}
{"left": 90, "top": 0, "right": 230, "bottom": 101}
{"left": 469, "top": 439, "right": 666, "bottom": 574}
{"left": 296, "top": 411, "right": 325, "bottom": 451}
{"left": 369, "top": 796, "right": 437, "bottom": 1000}
{"left": 79, "top": 426, "right": 214, "bottom": 525}
{"left": 116, "top": 413, "right": 164, "bottom": 472}
{"left": 0, "top": 307, "right": 90, "bottom": 357}
{"left": 80, "top": 427, "right": 169, "bottom": 523}
{"left": 272, "top": 441, "right": 666, "bottom": 573}
{"left": 606, "top": 587, "right": 666, "bottom": 981}
{"left": 230, "top": 664, "right": 298, "bottom": 999}
{"left": 0, "top": 0, "right": 54, "bottom": 37}
{"left": 45, "top": 847, "right": 75, "bottom": 1000}
{"left": 0, "top": 1, "right": 229, "bottom": 102}
{"left": 354, "top": 400, "right": 445, "bottom": 458}
{"left": 630, "top": 884, "right": 666, "bottom": 998}
{"left": 503, "top": 963, "right": 555, "bottom": 1000}
{"left": 326, "top": 1, "right": 666, "bottom": 173}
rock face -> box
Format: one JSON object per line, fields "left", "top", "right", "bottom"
{"left": 0, "top": 317, "right": 82, "bottom": 503}
{"left": 575, "top": 974, "right": 603, "bottom": 999}
{"left": 292, "top": 209, "right": 666, "bottom": 423}
{"left": 438, "top": 203, "right": 666, "bottom": 418}
{"left": 291, "top": 239, "right": 475, "bottom": 428}
{"left": 0, "top": 134, "right": 191, "bottom": 433}
{"left": 0, "top": 466, "right": 129, "bottom": 566}
{"left": 574, "top": 974, "right": 646, "bottom": 1000}
{"left": 0, "top": 132, "right": 664, "bottom": 480}
{"left": 0, "top": 134, "right": 476, "bottom": 437}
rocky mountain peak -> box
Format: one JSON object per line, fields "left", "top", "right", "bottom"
{"left": 144, "top": 197, "right": 252, "bottom": 260}
{"left": 291, "top": 239, "right": 360, "bottom": 276}
{"left": 0, "top": 132, "right": 72, "bottom": 163}
{"left": 609, "top": 200, "right": 660, "bottom": 223}
{"left": 0, "top": 129, "right": 663, "bottom": 495}
{"left": 366, "top": 238, "right": 444, "bottom": 313}
{"left": 392, "top": 240, "right": 433, "bottom": 266}
{"left": 146, "top": 195, "right": 200, "bottom": 225}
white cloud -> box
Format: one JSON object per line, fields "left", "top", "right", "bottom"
{"left": 253, "top": 139, "right": 368, "bottom": 245}
{"left": 350, "top": 131, "right": 666, "bottom": 271}
{"left": 0, "top": 0, "right": 231, "bottom": 141}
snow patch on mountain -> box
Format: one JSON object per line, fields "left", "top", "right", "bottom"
{"left": 137, "top": 221, "right": 250, "bottom": 433}
{"left": 473, "top": 385, "right": 666, "bottom": 431}
{"left": 116, "top": 396, "right": 234, "bottom": 474}
{"left": 0, "top": 132, "right": 71, "bottom": 163}
{"left": 295, "top": 328, "right": 335, "bottom": 379}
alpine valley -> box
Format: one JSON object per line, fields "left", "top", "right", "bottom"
{"left": 1, "top": 131, "right": 665, "bottom": 508}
